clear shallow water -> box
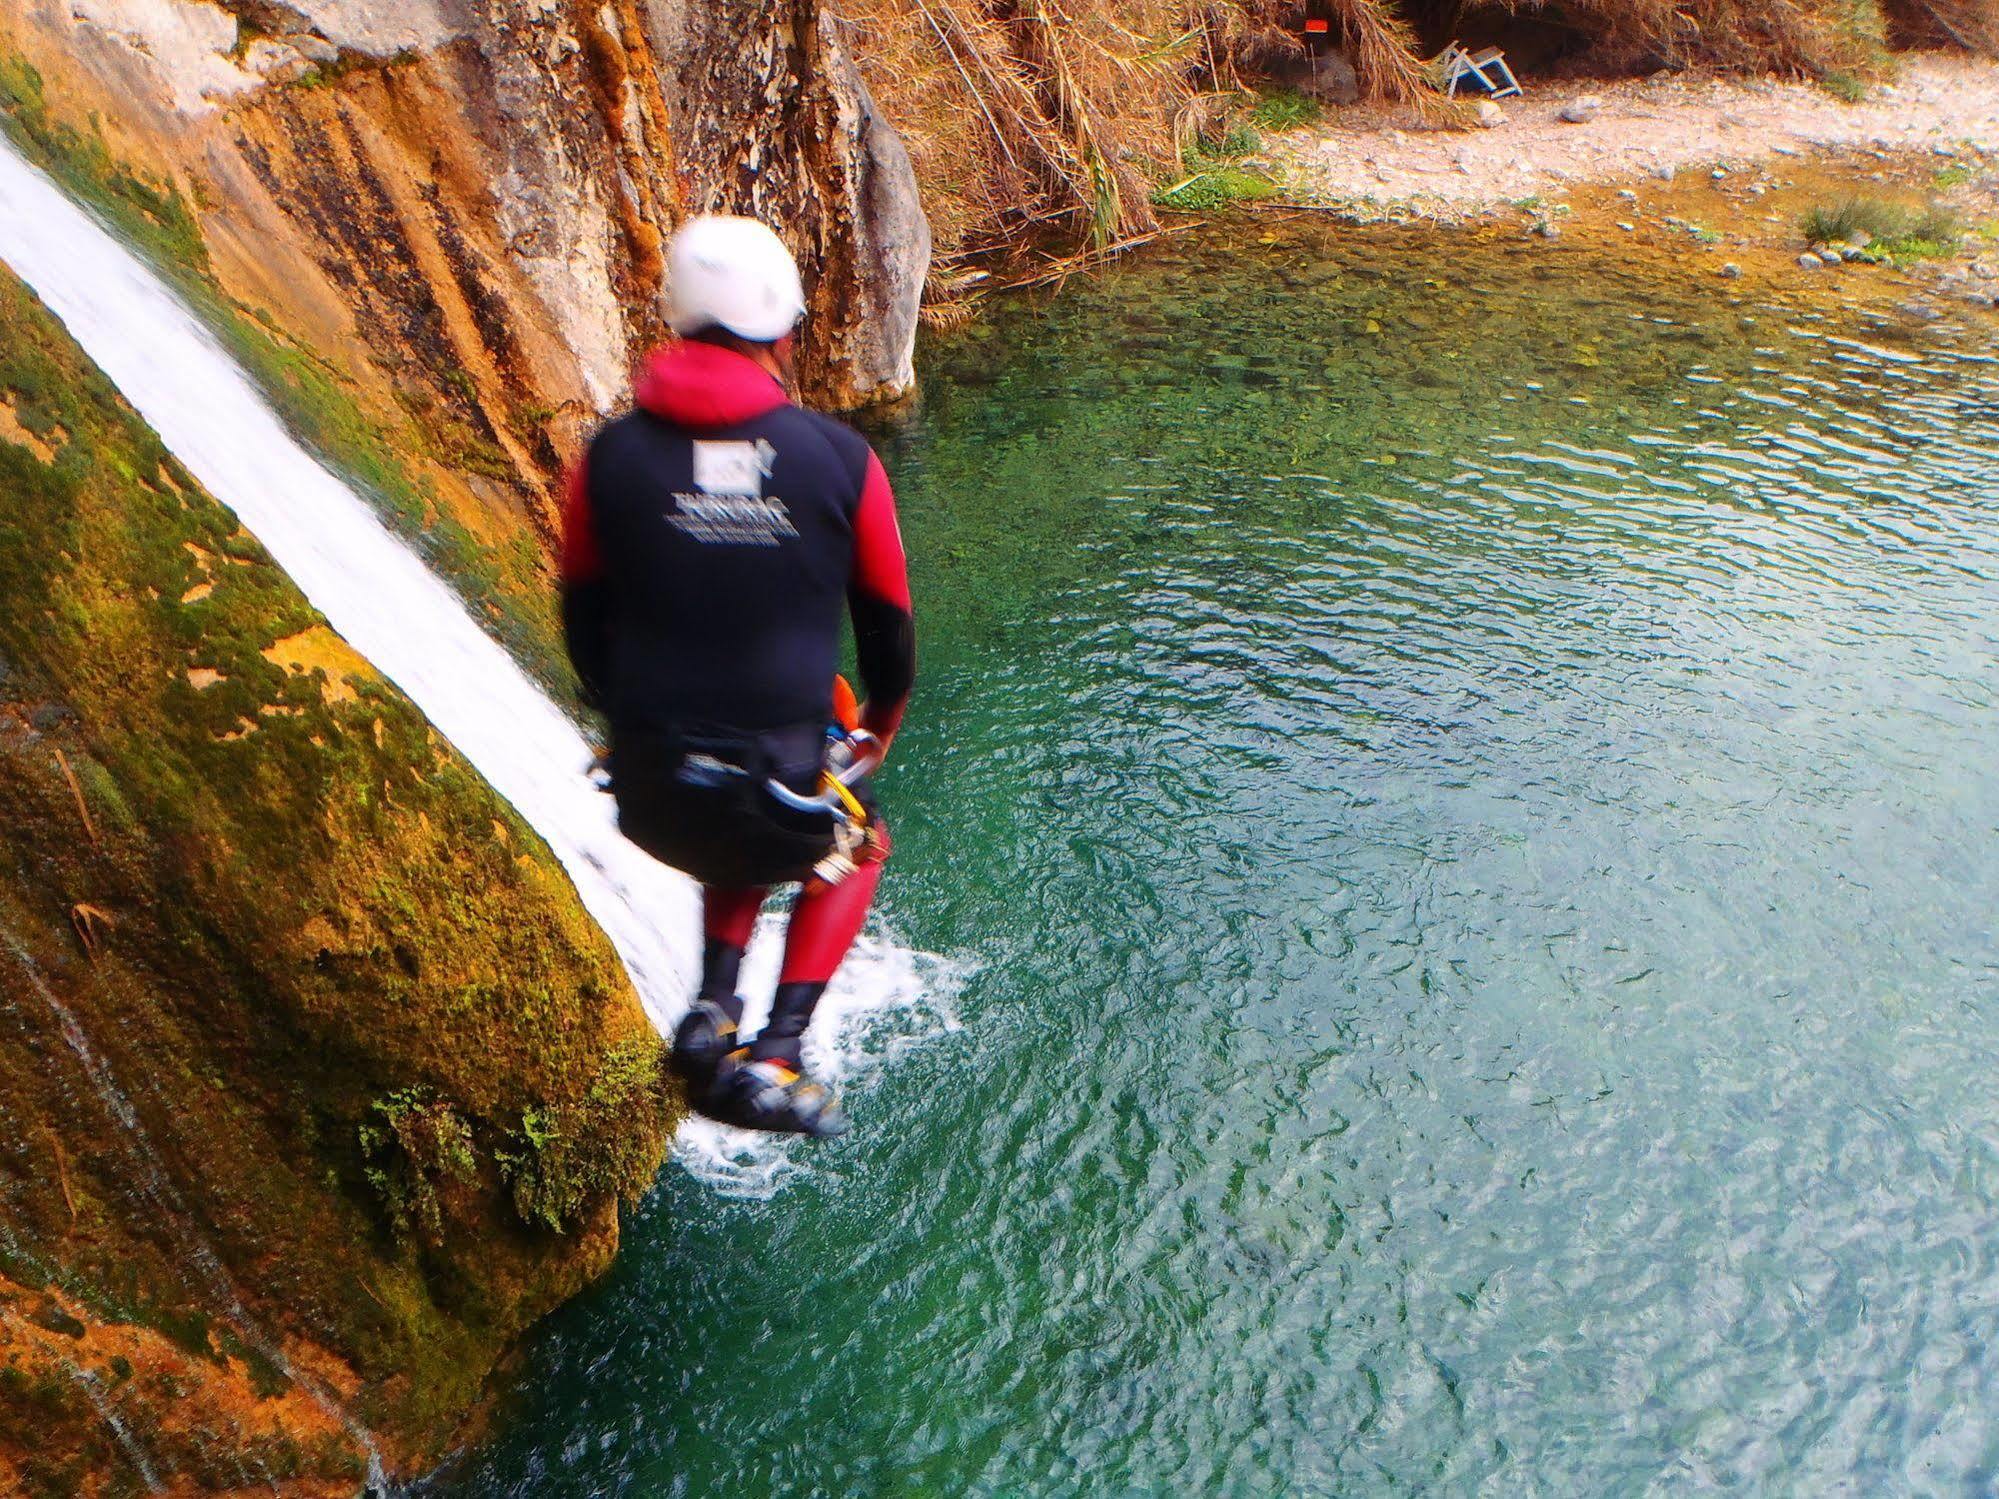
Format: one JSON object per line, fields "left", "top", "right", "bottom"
{"left": 444, "top": 228, "right": 1999, "bottom": 1494}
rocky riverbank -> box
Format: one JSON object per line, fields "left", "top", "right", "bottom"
{"left": 1269, "top": 55, "right": 1999, "bottom": 219}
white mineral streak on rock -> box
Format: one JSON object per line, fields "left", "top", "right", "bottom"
{"left": 53, "top": 0, "right": 256, "bottom": 116}
{"left": 284, "top": 0, "right": 470, "bottom": 56}
{"left": 481, "top": 10, "right": 631, "bottom": 412}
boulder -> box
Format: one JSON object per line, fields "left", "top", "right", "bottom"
{"left": 39, "top": 0, "right": 261, "bottom": 118}
{"left": 1304, "top": 53, "right": 1362, "bottom": 106}
{"left": 1475, "top": 100, "right": 1506, "bottom": 128}
{"left": 280, "top": 0, "right": 467, "bottom": 57}
{"left": 653, "top": 1, "right": 932, "bottom": 407}
{"left": 1557, "top": 95, "right": 1605, "bottom": 125}
{"left": 1274, "top": 49, "right": 1362, "bottom": 106}
{"left": 241, "top": 38, "right": 311, "bottom": 86}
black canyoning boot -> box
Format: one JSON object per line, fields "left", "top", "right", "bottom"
{"left": 696, "top": 1051, "right": 849, "bottom": 1138}
{"left": 670, "top": 998, "right": 742, "bottom": 1087}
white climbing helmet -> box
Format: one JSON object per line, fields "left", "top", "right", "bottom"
{"left": 664, "top": 215, "right": 807, "bottom": 343}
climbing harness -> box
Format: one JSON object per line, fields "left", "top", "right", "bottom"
{"left": 761, "top": 726, "right": 883, "bottom": 888}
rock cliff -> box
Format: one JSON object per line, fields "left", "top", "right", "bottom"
{"left": 0, "top": 263, "right": 671, "bottom": 1487}
{"left": 0, "top": 3, "right": 937, "bottom": 1486}
{"left": 0, "top": 0, "right": 930, "bottom": 576}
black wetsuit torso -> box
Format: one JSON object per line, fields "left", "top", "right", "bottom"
{"left": 561, "top": 341, "right": 914, "bottom": 886}
{"left": 578, "top": 405, "right": 876, "bottom": 734}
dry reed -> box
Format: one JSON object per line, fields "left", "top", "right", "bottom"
{"left": 837, "top": 0, "right": 1999, "bottom": 264}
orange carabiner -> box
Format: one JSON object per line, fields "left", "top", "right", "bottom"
{"left": 831, "top": 674, "right": 861, "bottom": 735}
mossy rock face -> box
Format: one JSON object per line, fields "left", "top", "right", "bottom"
{"left": 0, "top": 266, "right": 674, "bottom": 1475}
{"left": 0, "top": 52, "right": 576, "bottom": 706}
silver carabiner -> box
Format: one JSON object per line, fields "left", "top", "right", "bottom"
{"left": 762, "top": 731, "right": 882, "bottom": 815}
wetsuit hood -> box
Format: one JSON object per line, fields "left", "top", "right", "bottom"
{"left": 635, "top": 341, "right": 790, "bottom": 430}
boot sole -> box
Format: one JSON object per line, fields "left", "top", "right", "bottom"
{"left": 692, "top": 1087, "right": 850, "bottom": 1139}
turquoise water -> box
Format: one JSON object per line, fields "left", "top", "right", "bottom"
{"left": 437, "top": 227, "right": 1999, "bottom": 1494}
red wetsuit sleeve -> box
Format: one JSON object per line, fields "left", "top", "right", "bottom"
{"left": 560, "top": 454, "right": 605, "bottom": 582}
{"left": 849, "top": 449, "right": 915, "bottom": 747}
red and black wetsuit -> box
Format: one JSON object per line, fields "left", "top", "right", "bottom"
{"left": 561, "top": 340, "right": 915, "bottom": 1063}
{"left": 562, "top": 340, "right": 914, "bottom": 767}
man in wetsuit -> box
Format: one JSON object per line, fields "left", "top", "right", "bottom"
{"left": 561, "top": 216, "right": 915, "bottom": 1137}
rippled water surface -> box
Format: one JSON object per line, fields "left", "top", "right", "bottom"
{"left": 440, "top": 228, "right": 1999, "bottom": 1495}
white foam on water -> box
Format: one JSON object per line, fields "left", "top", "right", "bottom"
{"left": 0, "top": 136, "right": 955, "bottom": 1189}
{"left": 678, "top": 921, "right": 971, "bottom": 1197}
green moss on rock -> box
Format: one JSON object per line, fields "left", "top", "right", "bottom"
{"left": 0, "top": 53, "right": 573, "bottom": 702}
{"left": 0, "top": 266, "right": 674, "bottom": 1471}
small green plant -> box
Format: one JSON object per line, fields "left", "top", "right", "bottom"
{"left": 1800, "top": 196, "right": 1905, "bottom": 244}
{"left": 1934, "top": 164, "right": 1974, "bottom": 190}
{"left": 1155, "top": 119, "right": 1283, "bottom": 214}
{"left": 359, "top": 1089, "right": 479, "bottom": 1245}
{"left": 1249, "top": 87, "right": 1323, "bottom": 132}
{"left": 1799, "top": 196, "right": 1965, "bottom": 261}
{"left": 1819, "top": 70, "right": 1869, "bottom": 103}
{"left": 1194, "top": 120, "right": 1261, "bottom": 160}
{"left": 498, "top": 1038, "right": 668, "bottom": 1233}
{"left": 1153, "top": 166, "right": 1282, "bottom": 212}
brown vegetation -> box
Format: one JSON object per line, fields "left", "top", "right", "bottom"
{"left": 837, "top": 0, "right": 1999, "bottom": 270}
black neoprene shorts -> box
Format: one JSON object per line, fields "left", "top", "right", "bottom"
{"left": 612, "top": 723, "right": 861, "bottom": 889}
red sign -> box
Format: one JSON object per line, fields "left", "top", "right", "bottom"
{"left": 1304, "top": 18, "right": 1331, "bottom": 32}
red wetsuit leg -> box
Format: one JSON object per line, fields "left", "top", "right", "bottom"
{"left": 704, "top": 886, "right": 767, "bottom": 949}
{"left": 751, "top": 825, "right": 892, "bottom": 1064}
{"left": 777, "top": 859, "right": 883, "bottom": 987}
{"left": 698, "top": 886, "right": 768, "bottom": 1017}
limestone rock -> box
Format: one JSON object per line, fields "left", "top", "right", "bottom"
{"left": 1475, "top": 100, "right": 1506, "bottom": 129}
{"left": 241, "top": 38, "right": 310, "bottom": 86}
{"left": 1557, "top": 96, "right": 1604, "bottom": 125}
{"left": 283, "top": 0, "right": 469, "bottom": 57}
{"left": 649, "top": 0, "right": 931, "bottom": 407}
{"left": 43, "top": 0, "right": 262, "bottom": 118}
{"left": 282, "top": 33, "right": 341, "bottom": 66}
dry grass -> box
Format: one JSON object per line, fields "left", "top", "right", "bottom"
{"left": 836, "top": 0, "right": 1999, "bottom": 264}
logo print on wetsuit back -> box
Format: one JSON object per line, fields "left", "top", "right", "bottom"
{"left": 672, "top": 439, "right": 796, "bottom": 546}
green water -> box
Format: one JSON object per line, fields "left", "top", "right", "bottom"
{"left": 438, "top": 227, "right": 1999, "bottom": 1494}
